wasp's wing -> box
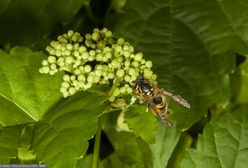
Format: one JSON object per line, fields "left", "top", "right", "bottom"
{"left": 160, "top": 89, "right": 191, "bottom": 108}
{"left": 148, "top": 101, "right": 172, "bottom": 127}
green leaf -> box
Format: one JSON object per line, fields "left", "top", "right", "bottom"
{"left": 149, "top": 123, "right": 181, "bottom": 168}
{"left": 0, "top": 0, "right": 90, "bottom": 48}
{"left": 181, "top": 105, "right": 248, "bottom": 168}
{"left": 0, "top": 47, "right": 62, "bottom": 126}
{"left": 124, "top": 104, "right": 156, "bottom": 144}
{"left": 0, "top": 126, "right": 23, "bottom": 163}
{"left": 32, "top": 92, "right": 108, "bottom": 168}
{"left": 103, "top": 112, "right": 152, "bottom": 168}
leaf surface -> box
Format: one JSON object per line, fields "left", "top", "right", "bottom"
{"left": 124, "top": 104, "right": 156, "bottom": 144}
{"left": 32, "top": 92, "right": 108, "bottom": 168}
{"left": 181, "top": 105, "right": 248, "bottom": 168}
{"left": 0, "top": 47, "right": 62, "bottom": 126}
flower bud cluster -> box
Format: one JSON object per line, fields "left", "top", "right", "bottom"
{"left": 40, "top": 28, "right": 157, "bottom": 99}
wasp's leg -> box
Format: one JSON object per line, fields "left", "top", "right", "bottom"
{"left": 160, "top": 103, "right": 172, "bottom": 127}
{"left": 159, "top": 88, "right": 191, "bottom": 108}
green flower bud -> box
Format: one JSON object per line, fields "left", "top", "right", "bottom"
{"left": 105, "top": 31, "right": 112, "bottom": 37}
{"left": 97, "top": 41, "right": 106, "bottom": 49}
{"left": 61, "top": 81, "right": 70, "bottom": 88}
{"left": 72, "top": 34, "right": 79, "bottom": 42}
{"left": 113, "top": 88, "right": 120, "bottom": 96}
{"left": 72, "top": 80, "right": 79, "bottom": 87}
{"left": 123, "top": 45, "right": 129, "bottom": 51}
{"left": 82, "top": 52, "right": 89, "bottom": 59}
{"left": 111, "top": 59, "right": 120, "bottom": 68}
{"left": 63, "top": 74, "right": 70, "bottom": 81}
{"left": 120, "top": 87, "right": 126, "bottom": 94}
{"left": 73, "top": 51, "right": 80, "bottom": 57}
{"left": 66, "top": 44, "right": 73, "bottom": 50}
{"left": 124, "top": 75, "right": 131, "bottom": 82}
{"left": 42, "top": 60, "right": 49, "bottom": 66}
{"left": 48, "top": 56, "right": 56, "bottom": 64}
{"left": 128, "top": 68, "right": 136, "bottom": 76}
{"left": 93, "top": 28, "right": 100, "bottom": 32}
{"left": 55, "top": 50, "right": 62, "bottom": 57}
{"left": 103, "top": 52, "right": 111, "bottom": 60}
{"left": 116, "top": 46, "right": 122, "bottom": 52}
{"left": 85, "top": 41, "right": 91, "bottom": 48}
{"left": 70, "top": 75, "right": 76, "bottom": 81}
{"left": 89, "top": 50, "right": 96, "bottom": 56}
{"left": 79, "top": 46, "right": 87, "bottom": 53}
{"left": 84, "top": 82, "right": 92, "bottom": 89}
{"left": 144, "top": 69, "right": 153, "bottom": 79}
{"left": 60, "top": 87, "right": 67, "bottom": 93}
{"left": 85, "top": 33, "right": 92, "bottom": 40}
{"left": 102, "top": 28, "right": 108, "bottom": 33}
{"left": 87, "top": 75, "right": 94, "bottom": 83}
{"left": 131, "top": 61, "right": 139, "bottom": 68}
{"left": 123, "top": 51, "right": 130, "bottom": 57}
{"left": 49, "top": 70, "right": 56, "bottom": 75}
{"left": 95, "top": 69, "right": 102, "bottom": 76}
{"left": 74, "top": 43, "right": 80, "bottom": 50}
{"left": 109, "top": 96, "right": 115, "bottom": 102}
{"left": 152, "top": 74, "right": 157, "bottom": 81}
{"left": 65, "top": 50, "right": 71, "bottom": 56}
{"left": 74, "top": 68, "right": 81, "bottom": 75}
{"left": 84, "top": 65, "right": 92, "bottom": 73}
{"left": 46, "top": 46, "right": 53, "bottom": 53}
{"left": 103, "top": 47, "right": 112, "bottom": 53}
{"left": 94, "top": 76, "right": 100, "bottom": 83}
{"left": 129, "top": 46, "right": 134, "bottom": 53}
{"left": 91, "top": 43, "right": 96, "bottom": 49}
{"left": 63, "top": 91, "right": 69, "bottom": 98}
{"left": 96, "top": 54, "right": 103, "bottom": 61}
{"left": 117, "top": 38, "right": 125, "bottom": 45}
{"left": 126, "top": 87, "right": 133, "bottom": 94}
{"left": 108, "top": 73, "right": 115, "bottom": 79}
{"left": 65, "top": 56, "right": 74, "bottom": 64}
{"left": 92, "top": 32, "right": 100, "bottom": 41}
{"left": 69, "top": 87, "right": 76, "bottom": 95}
{"left": 102, "top": 57, "right": 108, "bottom": 62}
{"left": 88, "top": 56, "right": 95, "bottom": 61}
{"left": 78, "top": 74, "right": 86, "bottom": 81}
{"left": 145, "top": 60, "right": 153, "bottom": 68}
{"left": 50, "top": 64, "right": 57, "bottom": 70}
{"left": 39, "top": 66, "right": 50, "bottom": 74}
{"left": 67, "top": 30, "right": 74, "bottom": 37}
{"left": 134, "top": 52, "right": 143, "bottom": 62}
{"left": 116, "top": 69, "right": 125, "bottom": 78}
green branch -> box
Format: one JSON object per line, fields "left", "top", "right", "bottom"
{"left": 92, "top": 117, "right": 103, "bottom": 168}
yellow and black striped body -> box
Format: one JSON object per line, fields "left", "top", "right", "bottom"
{"left": 152, "top": 96, "right": 166, "bottom": 113}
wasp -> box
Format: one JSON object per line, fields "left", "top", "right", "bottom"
{"left": 133, "top": 75, "right": 190, "bottom": 127}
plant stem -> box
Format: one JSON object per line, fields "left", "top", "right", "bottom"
{"left": 108, "top": 78, "right": 120, "bottom": 96}
{"left": 92, "top": 117, "right": 103, "bottom": 168}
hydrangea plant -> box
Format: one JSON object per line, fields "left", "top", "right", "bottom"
{"left": 39, "top": 28, "right": 156, "bottom": 102}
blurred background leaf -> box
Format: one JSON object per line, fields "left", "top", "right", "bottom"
{"left": 0, "top": 0, "right": 90, "bottom": 49}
